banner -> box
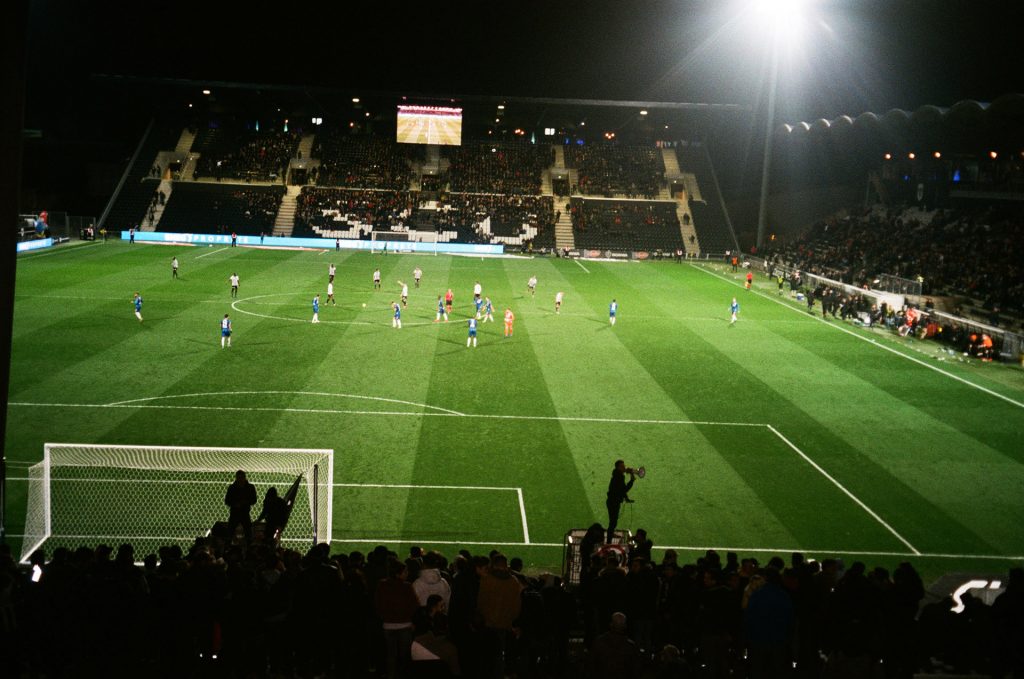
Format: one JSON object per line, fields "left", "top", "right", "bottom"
{"left": 121, "top": 231, "right": 504, "bottom": 256}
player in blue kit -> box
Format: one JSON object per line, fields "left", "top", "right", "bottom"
{"left": 392, "top": 301, "right": 402, "bottom": 329}
{"left": 434, "top": 295, "right": 448, "bottom": 322}
{"left": 474, "top": 296, "right": 484, "bottom": 320}
{"left": 482, "top": 297, "right": 494, "bottom": 322}
{"left": 132, "top": 292, "right": 143, "bottom": 322}
{"left": 312, "top": 294, "right": 320, "bottom": 324}
{"left": 730, "top": 297, "right": 740, "bottom": 325}
{"left": 220, "top": 314, "right": 232, "bottom": 348}
{"left": 467, "top": 317, "right": 478, "bottom": 347}
{"left": 609, "top": 299, "right": 618, "bottom": 325}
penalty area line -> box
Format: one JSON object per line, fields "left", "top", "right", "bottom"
{"left": 766, "top": 424, "right": 920, "bottom": 556}
{"left": 573, "top": 259, "right": 591, "bottom": 273}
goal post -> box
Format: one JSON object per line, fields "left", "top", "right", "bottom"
{"left": 369, "top": 229, "right": 413, "bottom": 254}
{"left": 19, "top": 443, "right": 333, "bottom": 563}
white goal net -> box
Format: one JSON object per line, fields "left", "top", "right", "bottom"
{"left": 20, "top": 443, "right": 333, "bottom": 562}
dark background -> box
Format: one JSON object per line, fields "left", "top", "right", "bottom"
{"left": 19, "top": 0, "right": 1024, "bottom": 215}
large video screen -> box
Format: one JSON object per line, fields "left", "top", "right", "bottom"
{"left": 396, "top": 105, "right": 463, "bottom": 146}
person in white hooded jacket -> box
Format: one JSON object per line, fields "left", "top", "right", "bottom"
{"left": 412, "top": 552, "right": 452, "bottom": 609}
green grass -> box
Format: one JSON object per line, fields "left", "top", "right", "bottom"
{"left": 6, "top": 241, "right": 1024, "bottom": 580}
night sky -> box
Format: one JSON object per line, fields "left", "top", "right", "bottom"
{"left": 26, "top": 0, "right": 1024, "bottom": 123}
{"left": 18, "top": 0, "right": 1024, "bottom": 213}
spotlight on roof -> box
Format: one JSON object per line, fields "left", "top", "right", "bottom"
{"left": 908, "top": 152, "right": 915, "bottom": 160}
{"left": 883, "top": 153, "right": 892, "bottom": 160}
{"left": 640, "top": 110, "right": 648, "bottom": 116}
{"left": 202, "top": 89, "right": 211, "bottom": 95}
{"left": 497, "top": 104, "right": 505, "bottom": 110}
{"left": 352, "top": 97, "right": 360, "bottom": 104}
{"left": 933, "top": 151, "right": 941, "bottom": 159}
{"left": 990, "top": 151, "right": 998, "bottom": 159}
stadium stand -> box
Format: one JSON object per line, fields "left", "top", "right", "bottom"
{"left": 442, "top": 141, "right": 550, "bottom": 195}
{"left": 565, "top": 143, "right": 665, "bottom": 199}
{"left": 293, "top": 187, "right": 414, "bottom": 239}
{"left": 313, "top": 131, "right": 418, "bottom": 190}
{"left": 192, "top": 121, "right": 298, "bottom": 181}
{"left": 5, "top": 535, "right": 1017, "bottom": 678}
{"left": 569, "top": 198, "right": 685, "bottom": 252}
{"left": 675, "top": 145, "right": 739, "bottom": 254}
{"left": 435, "top": 193, "right": 554, "bottom": 247}
{"left": 775, "top": 203, "right": 1024, "bottom": 320}
{"left": 101, "top": 125, "right": 182, "bottom": 232}
{"left": 157, "top": 183, "right": 284, "bottom": 235}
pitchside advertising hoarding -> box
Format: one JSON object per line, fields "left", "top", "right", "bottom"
{"left": 16, "top": 238, "right": 54, "bottom": 253}
{"left": 121, "top": 231, "right": 504, "bottom": 255}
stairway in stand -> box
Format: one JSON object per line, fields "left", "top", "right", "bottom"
{"left": 554, "top": 196, "right": 574, "bottom": 250}
{"left": 175, "top": 128, "right": 196, "bottom": 154}
{"left": 273, "top": 185, "right": 301, "bottom": 236}
{"left": 296, "top": 134, "right": 315, "bottom": 160}
{"left": 675, "top": 198, "right": 700, "bottom": 257}
{"left": 141, "top": 179, "right": 174, "bottom": 231}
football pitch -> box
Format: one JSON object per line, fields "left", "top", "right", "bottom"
{"left": 5, "top": 241, "right": 1024, "bottom": 578}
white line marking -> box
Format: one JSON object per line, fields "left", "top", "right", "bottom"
{"left": 104, "top": 390, "right": 465, "bottom": 416}
{"left": 231, "top": 293, "right": 437, "bottom": 327}
{"left": 195, "top": 246, "right": 230, "bottom": 259}
{"left": 18, "top": 242, "right": 104, "bottom": 260}
{"left": 766, "top": 424, "right": 920, "bottom": 555}
{"left": 692, "top": 264, "right": 1024, "bottom": 410}
{"left": 573, "top": 259, "right": 591, "bottom": 273}
{"left": 7, "top": 400, "right": 763, "bottom": 428}
{"left": 517, "top": 488, "right": 531, "bottom": 544}
{"left": 335, "top": 483, "right": 518, "bottom": 491}
{"left": 6, "top": 478, "right": 517, "bottom": 491}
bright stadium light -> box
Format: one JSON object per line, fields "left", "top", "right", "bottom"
{"left": 908, "top": 152, "right": 915, "bottom": 159}
{"left": 754, "top": 0, "right": 813, "bottom": 249}
{"left": 934, "top": 151, "right": 941, "bottom": 159}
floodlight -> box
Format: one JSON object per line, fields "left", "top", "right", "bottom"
{"left": 990, "top": 151, "right": 998, "bottom": 159}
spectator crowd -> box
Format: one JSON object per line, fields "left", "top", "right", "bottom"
{"left": 566, "top": 145, "right": 665, "bottom": 199}
{"left": 772, "top": 204, "right": 1024, "bottom": 326}
{"left": 194, "top": 124, "right": 300, "bottom": 182}
{"left": 570, "top": 199, "right": 685, "bottom": 253}
{"left": 3, "top": 526, "right": 1021, "bottom": 679}
{"left": 443, "top": 143, "right": 551, "bottom": 195}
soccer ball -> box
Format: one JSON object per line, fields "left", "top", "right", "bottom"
{"left": 362, "top": 303, "right": 366, "bottom": 307}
